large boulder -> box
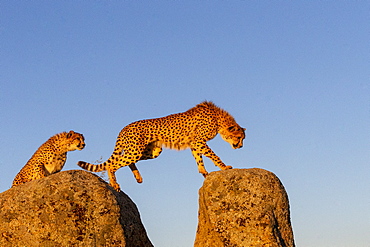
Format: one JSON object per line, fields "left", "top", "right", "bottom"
{"left": 0, "top": 170, "right": 153, "bottom": 247}
{"left": 194, "top": 168, "right": 295, "bottom": 247}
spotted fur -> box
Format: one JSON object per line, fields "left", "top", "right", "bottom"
{"left": 78, "top": 101, "right": 245, "bottom": 191}
{"left": 12, "top": 131, "right": 85, "bottom": 187}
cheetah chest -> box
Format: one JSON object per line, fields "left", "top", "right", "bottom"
{"left": 44, "top": 153, "right": 67, "bottom": 174}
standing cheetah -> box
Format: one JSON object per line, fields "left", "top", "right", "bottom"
{"left": 12, "top": 131, "right": 85, "bottom": 187}
{"left": 78, "top": 101, "right": 245, "bottom": 191}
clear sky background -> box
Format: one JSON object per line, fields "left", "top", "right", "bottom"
{"left": 1, "top": 1, "right": 369, "bottom": 246}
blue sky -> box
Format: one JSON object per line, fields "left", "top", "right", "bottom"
{"left": 1, "top": 1, "right": 369, "bottom": 246}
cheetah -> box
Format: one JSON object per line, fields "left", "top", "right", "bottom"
{"left": 12, "top": 131, "right": 85, "bottom": 187}
{"left": 78, "top": 101, "right": 246, "bottom": 191}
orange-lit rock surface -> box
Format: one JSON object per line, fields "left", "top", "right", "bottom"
{"left": 195, "top": 168, "right": 295, "bottom": 247}
{"left": 0, "top": 170, "right": 153, "bottom": 247}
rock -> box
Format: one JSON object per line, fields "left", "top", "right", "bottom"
{"left": 194, "top": 168, "right": 295, "bottom": 247}
{"left": 0, "top": 170, "right": 153, "bottom": 247}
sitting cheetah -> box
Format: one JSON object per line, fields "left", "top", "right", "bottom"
{"left": 12, "top": 131, "right": 85, "bottom": 187}
{"left": 78, "top": 101, "right": 246, "bottom": 191}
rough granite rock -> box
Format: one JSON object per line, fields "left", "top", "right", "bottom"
{"left": 194, "top": 168, "right": 295, "bottom": 247}
{"left": 0, "top": 170, "right": 153, "bottom": 247}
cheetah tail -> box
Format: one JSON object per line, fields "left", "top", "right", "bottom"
{"left": 77, "top": 161, "right": 106, "bottom": 172}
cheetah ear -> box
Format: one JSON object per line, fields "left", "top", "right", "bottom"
{"left": 67, "top": 130, "right": 75, "bottom": 138}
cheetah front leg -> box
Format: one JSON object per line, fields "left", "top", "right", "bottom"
{"left": 190, "top": 147, "right": 209, "bottom": 177}
{"left": 191, "top": 142, "right": 233, "bottom": 177}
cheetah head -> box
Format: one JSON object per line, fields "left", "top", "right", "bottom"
{"left": 220, "top": 125, "right": 246, "bottom": 149}
{"left": 66, "top": 131, "right": 86, "bottom": 151}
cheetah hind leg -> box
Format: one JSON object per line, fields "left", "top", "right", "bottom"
{"left": 129, "top": 143, "right": 162, "bottom": 183}
{"left": 108, "top": 163, "right": 142, "bottom": 191}
{"left": 140, "top": 143, "right": 162, "bottom": 160}
{"left": 129, "top": 164, "right": 143, "bottom": 183}
{"left": 107, "top": 166, "right": 121, "bottom": 191}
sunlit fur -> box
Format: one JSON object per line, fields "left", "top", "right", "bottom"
{"left": 12, "top": 131, "right": 85, "bottom": 187}
{"left": 78, "top": 101, "right": 245, "bottom": 191}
